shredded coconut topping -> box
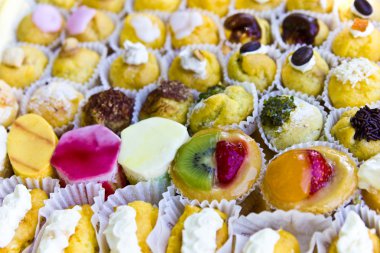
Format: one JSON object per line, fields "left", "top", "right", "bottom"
{"left": 331, "top": 58, "right": 378, "bottom": 87}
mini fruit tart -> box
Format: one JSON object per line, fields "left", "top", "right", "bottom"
{"left": 331, "top": 18, "right": 380, "bottom": 61}
{"left": 262, "top": 144, "right": 358, "bottom": 214}
{"left": 170, "top": 128, "right": 263, "bottom": 202}
{"left": 278, "top": 12, "right": 329, "bottom": 47}
{"left": 224, "top": 13, "right": 271, "bottom": 45}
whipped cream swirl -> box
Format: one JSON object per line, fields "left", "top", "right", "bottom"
{"left": 123, "top": 40, "right": 149, "bottom": 65}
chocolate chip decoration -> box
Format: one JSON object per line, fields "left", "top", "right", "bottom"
{"left": 354, "top": 0, "right": 373, "bottom": 16}
{"left": 291, "top": 46, "right": 314, "bottom": 66}
{"left": 351, "top": 106, "right": 380, "bottom": 141}
{"left": 282, "top": 13, "right": 319, "bottom": 45}
{"left": 224, "top": 13, "right": 262, "bottom": 43}
{"left": 240, "top": 41, "right": 261, "bottom": 54}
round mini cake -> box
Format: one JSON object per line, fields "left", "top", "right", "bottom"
{"left": 224, "top": 13, "right": 271, "bottom": 45}
{"left": 170, "top": 128, "right": 263, "bottom": 201}
{"left": 280, "top": 13, "right": 329, "bottom": 47}
{"left": 17, "top": 4, "right": 65, "bottom": 46}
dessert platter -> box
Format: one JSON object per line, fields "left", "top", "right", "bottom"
{"left": 1, "top": 0, "right": 380, "bottom": 252}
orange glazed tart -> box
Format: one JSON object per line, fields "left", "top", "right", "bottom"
{"left": 262, "top": 145, "right": 358, "bottom": 214}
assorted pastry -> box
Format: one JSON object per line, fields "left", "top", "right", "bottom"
{"left": 2, "top": 0, "right": 380, "bottom": 252}
{"left": 227, "top": 42, "right": 277, "bottom": 93}
{"left": 168, "top": 47, "right": 222, "bottom": 92}
{"left": 280, "top": 46, "right": 330, "bottom": 96}
{"left": 259, "top": 94, "right": 324, "bottom": 151}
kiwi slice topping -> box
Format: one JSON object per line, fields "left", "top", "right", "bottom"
{"left": 174, "top": 132, "right": 220, "bottom": 191}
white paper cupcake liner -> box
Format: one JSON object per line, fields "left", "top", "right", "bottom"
{"left": 99, "top": 49, "right": 167, "bottom": 90}
{"left": 0, "top": 175, "right": 60, "bottom": 204}
{"left": 229, "top": 0, "right": 286, "bottom": 20}
{"left": 311, "top": 204, "right": 380, "bottom": 253}
{"left": 257, "top": 89, "right": 328, "bottom": 153}
{"left": 171, "top": 139, "right": 267, "bottom": 205}
{"left": 220, "top": 209, "right": 332, "bottom": 253}
{"left": 132, "top": 82, "right": 199, "bottom": 125}
{"left": 73, "top": 85, "right": 137, "bottom": 131}
{"left": 4, "top": 42, "right": 54, "bottom": 90}
{"left": 16, "top": 4, "right": 67, "bottom": 50}
{"left": 274, "top": 45, "right": 339, "bottom": 100}
{"left": 127, "top": 0, "right": 186, "bottom": 14}
{"left": 31, "top": 183, "right": 105, "bottom": 253}
{"left": 146, "top": 186, "right": 241, "bottom": 253}
{"left": 221, "top": 9, "right": 275, "bottom": 48}
{"left": 109, "top": 11, "right": 171, "bottom": 53}
{"left": 63, "top": 9, "right": 119, "bottom": 46}
{"left": 0, "top": 176, "right": 60, "bottom": 253}
{"left": 324, "top": 101, "right": 380, "bottom": 161}
{"left": 186, "top": 80, "right": 259, "bottom": 135}
{"left": 260, "top": 141, "right": 360, "bottom": 215}
{"left": 273, "top": 10, "right": 337, "bottom": 50}
{"left": 20, "top": 77, "right": 88, "bottom": 136}
{"left": 168, "top": 8, "right": 226, "bottom": 50}
{"left": 223, "top": 44, "right": 282, "bottom": 96}
{"left": 47, "top": 42, "right": 107, "bottom": 89}
{"left": 93, "top": 180, "right": 172, "bottom": 253}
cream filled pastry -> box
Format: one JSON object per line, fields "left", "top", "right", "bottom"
{"left": 0, "top": 185, "right": 31, "bottom": 248}
{"left": 358, "top": 154, "right": 380, "bottom": 212}
{"left": 328, "top": 211, "right": 380, "bottom": 252}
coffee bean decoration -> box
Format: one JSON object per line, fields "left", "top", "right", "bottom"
{"left": 240, "top": 41, "right": 261, "bottom": 54}
{"left": 291, "top": 46, "right": 314, "bottom": 66}
{"left": 224, "top": 13, "right": 262, "bottom": 43}
{"left": 354, "top": 0, "right": 373, "bottom": 16}
{"left": 282, "top": 13, "right": 319, "bottom": 45}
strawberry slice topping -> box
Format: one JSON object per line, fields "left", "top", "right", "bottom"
{"left": 307, "top": 150, "right": 334, "bottom": 195}
{"left": 216, "top": 140, "right": 247, "bottom": 184}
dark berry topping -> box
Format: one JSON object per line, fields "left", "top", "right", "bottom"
{"left": 282, "top": 13, "right": 319, "bottom": 45}
{"left": 224, "top": 13, "right": 262, "bottom": 43}
{"left": 291, "top": 46, "right": 314, "bottom": 66}
{"left": 350, "top": 106, "right": 380, "bottom": 141}
{"left": 240, "top": 41, "right": 262, "bottom": 54}
{"left": 354, "top": 0, "right": 373, "bottom": 16}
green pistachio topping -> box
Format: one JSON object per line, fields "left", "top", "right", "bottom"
{"left": 261, "top": 96, "right": 296, "bottom": 127}
{"left": 197, "top": 84, "right": 226, "bottom": 102}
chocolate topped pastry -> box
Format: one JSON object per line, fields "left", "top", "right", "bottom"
{"left": 139, "top": 80, "right": 194, "bottom": 124}
{"left": 82, "top": 89, "right": 135, "bottom": 134}
{"left": 351, "top": 106, "right": 380, "bottom": 141}
{"left": 224, "top": 13, "right": 262, "bottom": 43}
{"left": 290, "top": 46, "right": 314, "bottom": 66}
{"left": 224, "top": 13, "right": 271, "bottom": 44}
{"left": 353, "top": 0, "right": 373, "bottom": 17}
{"left": 281, "top": 13, "right": 320, "bottom": 45}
